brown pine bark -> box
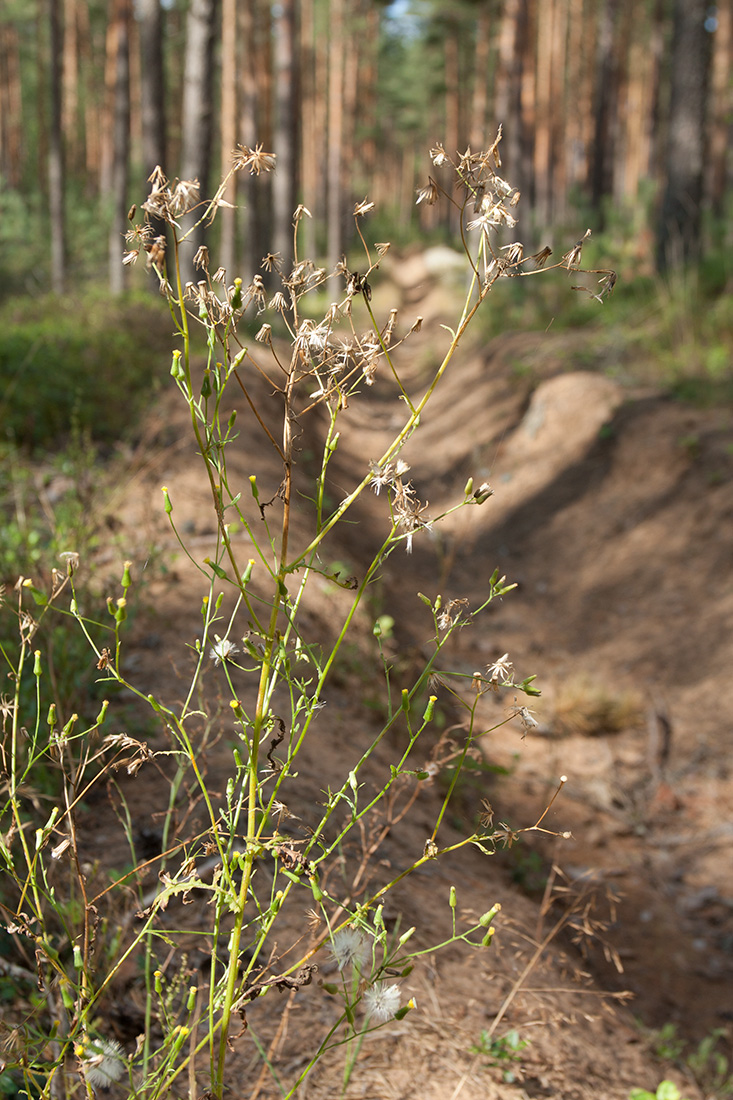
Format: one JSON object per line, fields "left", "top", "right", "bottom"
{"left": 239, "top": 0, "right": 258, "bottom": 281}
{"left": 444, "top": 18, "right": 460, "bottom": 157}
{"left": 100, "top": 0, "right": 123, "bottom": 201}
{"left": 656, "top": 0, "right": 712, "bottom": 269}
{"left": 565, "top": 0, "right": 588, "bottom": 198}
{"left": 550, "top": 0, "right": 569, "bottom": 222}
{"left": 219, "top": 0, "right": 237, "bottom": 275}
{"left": 62, "top": 0, "right": 79, "bottom": 174}
{"left": 0, "top": 21, "right": 23, "bottom": 188}
{"left": 470, "top": 4, "right": 492, "bottom": 151}
{"left": 519, "top": 0, "right": 537, "bottom": 210}
{"left": 272, "top": 0, "right": 298, "bottom": 269}
{"left": 495, "top": 0, "right": 524, "bottom": 193}
{"left": 179, "top": 0, "right": 218, "bottom": 284}
{"left": 77, "top": 0, "right": 99, "bottom": 190}
{"left": 708, "top": 1, "right": 733, "bottom": 214}
{"left": 588, "top": 0, "right": 619, "bottom": 220}
{"left": 327, "top": 0, "right": 344, "bottom": 269}
{"left": 137, "top": 0, "right": 167, "bottom": 286}
{"left": 108, "top": 0, "right": 131, "bottom": 295}
{"left": 48, "top": 0, "right": 66, "bottom": 293}
{"left": 138, "top": 0, "right": 166, "bottom": 181}
{"left": 533, "top": 0, "right": 553, "bottom": 225}
{"left": 299, "top": 0, "right": 317, "bottom": 260}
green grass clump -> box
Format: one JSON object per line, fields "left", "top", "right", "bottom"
{"left": 0, "top": 290, "right": 171, "bottom": 450}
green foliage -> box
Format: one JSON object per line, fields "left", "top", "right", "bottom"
{"left": 629, "top": 1082, "right": 692, "bottom": 1100}
{"left": 0, "top": 291, "right": 170, "bottom": 450}
{"left": 645, "top": 1023, "right": 733, "bottom": 1099}
{"left": 470, "top": 1028, "right": 530, "bottom": 1083}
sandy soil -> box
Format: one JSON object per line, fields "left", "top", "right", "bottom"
{"left": 76, "top": 250, "right": 733, "bottom": 1100}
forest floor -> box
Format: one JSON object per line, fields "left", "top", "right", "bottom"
{"left": 79, "top": 250, "right": 733, "bottom": 1100}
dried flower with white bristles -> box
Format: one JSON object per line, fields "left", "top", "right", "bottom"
{"left": 76, "top": 1036, "right": 125, "bottom": 1091}
{"left": 364, "top": 981, "right": 400, "bottom": 1023}
{"left": 209, "top": 636, "right": 240, "bottom": 666}
{"left": 330, "top": 927, "right": 370, "bottom": 973}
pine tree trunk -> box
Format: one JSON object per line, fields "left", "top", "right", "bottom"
{"left": 138, "top": 0, "right": 167, "bottom": 284}
{"left": 179, "top": 0, "right": 218, "bottom": 285}
{"left": 299, "top": 0, "right": 317, "bottom": 260}
{"left": 48, "top": 0, "right": 66, "bottom": 293}
{"left": 272, "top": 0, "right": 298, "bottom": 270}
{"left": 0, "top": 21, "right": 23, "bottom": 189}
{"left": 219, "top": 0, "right": 237, "bottom": 276}
{"left": 656, "top": 0, "right": 712, "bottom": 269}
{"left": 327, "top": 0, "right": 344, "bottom": 269}
{"left": 708, "top": 1, "right": 732, "bottom": 215}
{"left": 470, "top": 4, "right": 491, "bottom": 151}
{"left": 108, "top": 0, "right": 131, "bottom": 295}
{"left": 62, "top": 0, "right": 79, "bottom": 175}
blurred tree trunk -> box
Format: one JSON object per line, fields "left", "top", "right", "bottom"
{"left": 299, "top": 0, "right": 317, "bottom": 260}
{"left": 565, "top": 0, "right": 589, "bottom": 201}
{"left": 533, "top": 0, "right": 554, "bottom": 226}
{"left": 62, "top": 0, "right": 80, "bottom": 175}
{"left": 469, "top": 3, "right": 491, "bottom": 151}
{"left": 588, "top": 0, "right": 619, "bottom": 223}
{"left": 272, "top": 0, "right": 298, "bottom": 270}
{"left": 48, "top": 0, "right": 66, "bottom": 293}
{"left": 240, "top": 0, "right": 272, "bottom": 281}
{"left": 656, "top": 0, "right": 712, "bottom": 270}
{"left": 327, "top": 0, "right": 344, "bottom": 269}
{"left": 239, "top": 0, "right": 257, "bottom": 281}
{"left": 519, "top": 0, "right": 536, "bottom": 211}
{"left": 495, "top": 0, "right": 524, "bottom": 195}
{"left": 108, "top": 0, "right": 131, "bottom": 295}
{"left": 219, "top": 0, "right": 237, "bottom": 276}
{"left": 77, "top": 1, "right": 100, "bottom": 193}
{"left": 444, "top": 16, "right": 459, "bottom": 157}
{"left": 0, "top": 21, "right": 23, "bottom": 188}
{"left": 138, "top": 0, "right": 167, "bottom": 283}
{"left": 359, "top": 1, "right": 379, "bottom": 186}
{"left": 179, "top": 0, "right": 218, "bottom": 285}
{"left": 708, "top": 1, "right": 732, "bottom": 216}
{"left": 138, "top": 0, "right": 167, "bottom": 183}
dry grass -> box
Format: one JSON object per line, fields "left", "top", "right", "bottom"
{"left": 552, "top": 677, "right": 644, "bottom": 738}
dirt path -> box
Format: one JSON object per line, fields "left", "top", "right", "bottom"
{"left": 92, "top": 252, "right": 733, "bottom": 1098}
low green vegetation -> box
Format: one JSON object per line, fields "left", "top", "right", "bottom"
{"left": 0, "top": 290, "right": 171, "bottom": 450}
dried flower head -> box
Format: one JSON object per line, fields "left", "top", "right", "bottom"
{"left": 487, "top": 653, "right": 513, "bottom": 685}
{"left": 209, "top": 636, "right": 240, "bottom": 666}
{"left": 193, "top": 245, "right": 210, "bottom": 271}
{"left": 330, "top": 927, "right": 370, "bottom": 973}
{"left": 353, "top": 198, "right": 375, "bottom": 217}
{"left": 364, "top": 981, "right": 401, "bottom": 1023}
{"left": 415, "top": 180, "right": 439, "bottom": 206}
{"left": 233, "top": 143, "right": 276, "bottom": 175}
{"left": 170, "top": 179, "right": 200, "bottom": 216}
{"left": 76, "top": 1036, "right": 125, "bottom": 1091}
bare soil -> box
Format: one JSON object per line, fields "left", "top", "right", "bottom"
{"left": 82, "top": 252, "right": 733, "bottom": 1099}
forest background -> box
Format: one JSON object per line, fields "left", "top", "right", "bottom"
{"left": 0, "top": 0, "right": 730, "bottom": 304}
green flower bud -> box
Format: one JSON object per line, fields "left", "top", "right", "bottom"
{"left": 479, "top": 903, "right": 501, "bottom": 927}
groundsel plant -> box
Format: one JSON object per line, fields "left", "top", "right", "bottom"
{"left": 0, "top": 133, "right": 614, "bottom": 1099}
